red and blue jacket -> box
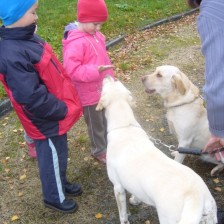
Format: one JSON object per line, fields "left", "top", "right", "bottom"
{"left": 0, "top": 24, "right": 82, "bottom": 140}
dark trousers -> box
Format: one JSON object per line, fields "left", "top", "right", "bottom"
{"left": 34, "top": 134, "right": 68, "bottom": 204}
{"left": 83, "top": 104, "right": 107, "bottom": 156}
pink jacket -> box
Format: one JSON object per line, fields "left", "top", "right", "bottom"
{"left": 62, "top": 28, "right": 114, "bottom": 106}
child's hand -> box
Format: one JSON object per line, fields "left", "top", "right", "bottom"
{"left": 98, "top": 65, "right": 114, "bottom": 73}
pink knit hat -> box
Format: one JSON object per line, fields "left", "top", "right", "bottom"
{"left": 77, "top": 0, "right": 108, "bottom": 22}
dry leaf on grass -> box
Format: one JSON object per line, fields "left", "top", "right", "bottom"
{"left": 19, "top": 174, "right": 26, "bottom": 180}
{"left": 19, "top": 142, "right": 26, "bottom": 147}
{"left": 95, "top": 213, "right": 103, "bottom": 219}
{"left": 215, "top": 187, "right": 222, "bottom": 192}
{"left": 5, "top": 168, "right": 10, "bottom": 173}
{"left": 213, "top": 178, "right": 220, "bottom": 184}
{"left": 11, "top": 215, "right": 19, "bottom": 221}
{"left": 18, "top": 192, "right": 24, "bottom": 197}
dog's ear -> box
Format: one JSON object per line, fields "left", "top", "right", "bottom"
{"left": 171, "top": 75, "right": 186, "bottom": 95}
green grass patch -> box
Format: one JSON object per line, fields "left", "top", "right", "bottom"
{"left": 0, "top": 84, "right": 7, "bottom": 99}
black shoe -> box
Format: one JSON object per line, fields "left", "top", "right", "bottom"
{"left": 65, "top": 183, "right": 83, "bottom": 196}
{"left": 44, "top": 199, "right": 78, "bottom": 213}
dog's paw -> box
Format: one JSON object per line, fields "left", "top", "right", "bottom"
{"left": 171, "top": 151, "right": 178, "bottom": 158}
{"left": 96, "top": 102, "right": 103, "bottom": 111}
{"left": 210, "top": 164, "right": 224, "bottom": 176}
{"left": 129, "top": 195, "right": 141, "bottom": 205}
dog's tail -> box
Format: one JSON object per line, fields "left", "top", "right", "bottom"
{"left": 178, "top": 193, "right": 217, "bottom": 224}
{"left": 178, "top": 195, "right": 202, "bottom": 224}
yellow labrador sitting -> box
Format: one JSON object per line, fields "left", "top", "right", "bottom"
{"left": 96, "top": 76, "right": 217, "bottom": 224}
{"left": 142, "top": 65, "right": 224, "bottom": 176}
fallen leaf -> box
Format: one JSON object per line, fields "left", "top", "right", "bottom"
{"left": 84, "top": 157, "right": 89, "bottom": 161}
{"left": 11, "top": 215, "right": 19, "bottom": 221}
{"left": 160, "top": 128, "right": 165, "bottom": 132}
{"left": 13, "top": 129, "right": 18, "bottom": 133}
{"left": 19, "top": 142, "right": 26, "bottom": 147}
{"left": 145, "top": 221, "right": 151, "bottom": 224}
{"left": 4, "top": 117, "right": 9, "bottom": 120}
{"left": 18, "top": 192, "right": 24, "bottom": 197}
{"left": 215, "top": 187, "right": 222, "bottom": 192}
{"left": 6, "top": 157, "right": 10, "bottom": 161}
{"left": 19, "top": 174, "right": 26, "bottom": 180}
{"left": 95, "top": 213, "right": 103, "bottom": 219}
{"left": 213, "top": 178, "right": 220, "bottom": 184}
{"left": 5, "top": 168, "right": 10, "bottom": 173}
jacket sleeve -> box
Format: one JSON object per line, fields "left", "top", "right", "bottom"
{"left": 6, "top": 58, "right": 67, "bottom": 121}
{"left": 63, "top": 41, "right": 101, "bottom": 83}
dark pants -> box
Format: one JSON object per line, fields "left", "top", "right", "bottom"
{"left": 34, "top": 134, "right": 68, "bottom": 204}
{"left": 83, "top": 104, "right": 107, "bottom": 156}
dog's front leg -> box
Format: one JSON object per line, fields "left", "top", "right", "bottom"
{"left": 114, "top": 185, "right": 130, "bottom": 224}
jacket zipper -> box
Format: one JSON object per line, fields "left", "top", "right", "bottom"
{"left": 50, "top": 58, "right": 62, "bottom": 75}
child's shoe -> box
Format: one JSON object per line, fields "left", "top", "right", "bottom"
{"left": 26, "top": 142, "right": 37, "bottom": 158}
{"left": 94, "top": 152, "right": 106, "bottom": 164}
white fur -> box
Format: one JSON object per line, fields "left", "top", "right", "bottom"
{"left": 96, "top": 76, "right": 217, "bottom": 224}
{"left": 142, "top": 65, "right": 224, "bottom": 176}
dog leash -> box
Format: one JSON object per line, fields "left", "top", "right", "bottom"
{"left": 148, "top": 134, "right": 224, "bottom": 156}
{"left": 177, "top": 146, "right": 224, "bottom": 155}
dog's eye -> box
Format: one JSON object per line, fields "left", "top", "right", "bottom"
{"left": 156, "top": 73, "right": 162, "bottom": 78}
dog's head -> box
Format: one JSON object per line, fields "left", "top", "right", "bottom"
{"left": 141, "top": 65, "right": 199, "bottom": 99}
{"left": 96, "top": 76, "right": 135, "bottom": 111}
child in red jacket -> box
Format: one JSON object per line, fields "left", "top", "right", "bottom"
{"left": 0, "top": 0, "right": 82, "bottom": 213}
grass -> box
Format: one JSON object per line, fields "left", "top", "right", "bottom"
{"left": 37, "top": 0, "right": 189, "bottom": 56}
{"left": 0, "top": 0, "right": 190, "bottom": 98}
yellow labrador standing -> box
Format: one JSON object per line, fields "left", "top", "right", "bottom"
{"left": 96, "top": 76, "right": 217, "bottom": 224}
{"left": 142, "top": 65, "right": 224, "bottom": 176}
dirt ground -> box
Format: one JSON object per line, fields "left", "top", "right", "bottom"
{"left": 1, "top": 13, "right": 224, "bottom": 224}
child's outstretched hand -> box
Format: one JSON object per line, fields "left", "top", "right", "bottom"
{"left": 98, "top": 65, "right": 114, "bottom": 73}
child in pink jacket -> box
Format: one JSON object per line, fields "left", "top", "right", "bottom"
{"left": 62, "top": 0, "right": 114, "bottom": 163}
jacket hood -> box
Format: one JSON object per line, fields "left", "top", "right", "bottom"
{"left": 63, "top": 22, "right": 90, "bottom": 40}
